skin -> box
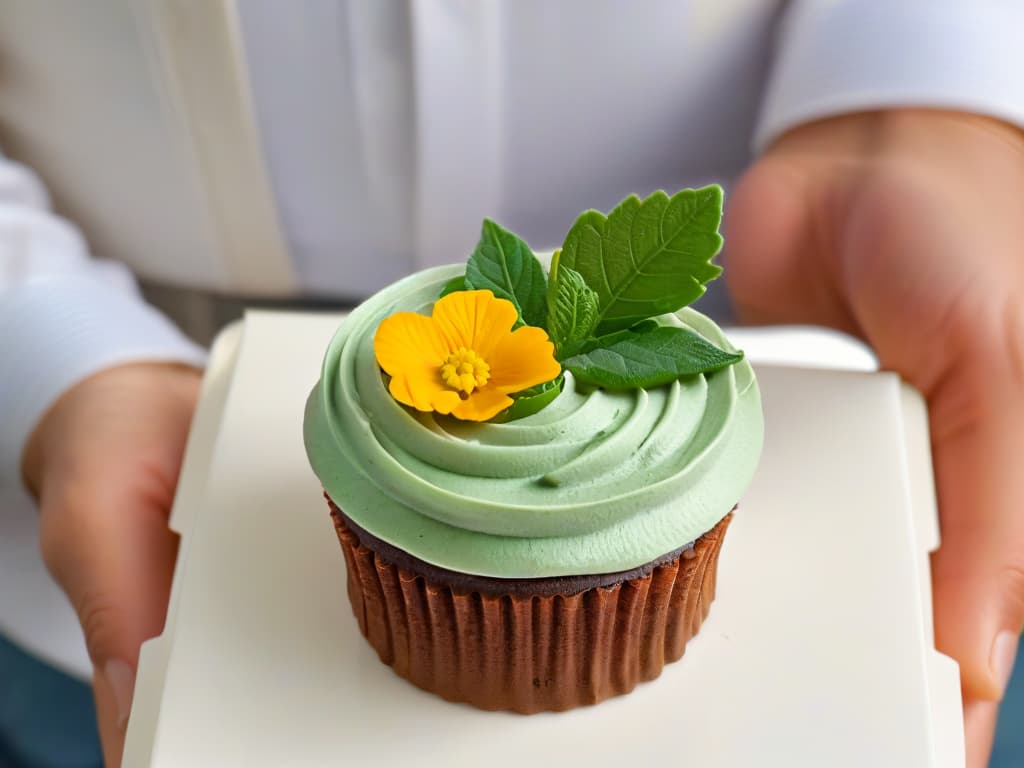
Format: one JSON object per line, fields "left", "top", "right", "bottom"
{"left": 22, "top": 109, "right": 1024, "bottom": 766}
{"left": 726, "top": 109, "right": 1024, "bottom": 767}
{"left": 22, "top": 363, "right": 200, "bottom": 768}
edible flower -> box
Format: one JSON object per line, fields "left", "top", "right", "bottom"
{"left": 374, "top": 289, "right": 561, "bottom": 421}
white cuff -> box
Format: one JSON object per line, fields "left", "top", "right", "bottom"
{"left": 755, "top": 0, "right": 1024, "bottom": 152}
{"left": 0, "top": 275, "right": 207, "bottom": 490}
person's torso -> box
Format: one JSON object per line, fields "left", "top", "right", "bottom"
{"left": 0, "top": 0, "right": 780, "bottom": 300}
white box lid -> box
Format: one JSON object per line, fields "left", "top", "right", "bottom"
{"left": 126, "top": 312, "right": 964, "bottom": 767}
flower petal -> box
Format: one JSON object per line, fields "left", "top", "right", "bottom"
{"left": 389, "top": 370, "right": 448, "bottom": 412}
{"left": 430, "top": 388, "right": 463, "bottom": 415}
{"left": 375, "top": 312, "right": 455, "bottom": 412}
{"left": 489, "top": 326, "right": 561, "bottom": 393}
{"left": 452, "top": 389, "right": 514, "bottom": 421}
{"left": 432, "top": 289, "right": 518, "bottom": 357}
{"left": 375, "top": 288, "right": 559, "bottom": 422}
{"left": 374, "top": 312, "right": 450, "bottom": 377}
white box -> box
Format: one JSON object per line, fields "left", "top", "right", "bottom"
{"left": 126, "top": 312, "right": 964, "bottom": 767}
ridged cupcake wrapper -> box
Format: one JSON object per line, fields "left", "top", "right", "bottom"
{"left": 331, "top": 508, "right": 731, "bottom": 714}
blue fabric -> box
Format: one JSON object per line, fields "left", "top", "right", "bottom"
{"left": 991, "top": 643, "right": 1024, "bottom": 768}
{"left": 0, "top": 630, "right": 1020, "bottom": 766}
{"left": 0, "top": 636, "right": 100, "bottom": 768}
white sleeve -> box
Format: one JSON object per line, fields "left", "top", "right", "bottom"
{"left": 754, "top": 0, "right": 1024, "bottom": 152}
{"left": 0, "top": 153, "right": 207, "bottom": 490}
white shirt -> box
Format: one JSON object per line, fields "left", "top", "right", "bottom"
{"left": 3, "top": 0, "right": 1024, "bottom": 676}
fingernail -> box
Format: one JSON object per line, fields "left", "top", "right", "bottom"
{"left": 990, "top": 631, "right": 1019, "bottom": 699}
{"left": 103, "top": 659, "right": 136, "bottom": 730}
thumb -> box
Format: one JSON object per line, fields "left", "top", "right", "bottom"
{"left": 38, "top": 478, "right": 178, "bottom": 766}
{"left": 722, "top": 155, "right": 859, "bottom": 335}
{"left": 928, "top": 354, "right": 1024, "bottom": 702}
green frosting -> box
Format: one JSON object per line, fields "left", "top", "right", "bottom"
{"left": 303, "top": 264, "right": 763, "bottom": 578}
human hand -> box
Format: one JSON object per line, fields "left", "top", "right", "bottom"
{"left": 22, "top": 362, "right": 201, "bottom": 766}
{"left": 725, "top": 109, "right": 1024, "bottom": 766}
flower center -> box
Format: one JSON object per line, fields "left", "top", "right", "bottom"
{"left": 440, "top": 347, "right": 491, "bottom": 395}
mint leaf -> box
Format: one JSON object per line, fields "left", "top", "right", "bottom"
{"left": 495, "top": 375, "right": 564, "bottom": 422}
{"left": 563, "top": 325, "right": 742, "bottom": 389}
{"left": 577, "top": 319, "right": 658, "bottom": 355}
{"left": 465, "top": 219, "right": 548, "bottom": 329}
{"left": 546, "top": 255, "right": 599, "bottom": 359}
{"left": 558, "top": 186, "right": 724, "bottom": 335}
{"left": 439, "top": 276, "right": 466, "bottom": 298}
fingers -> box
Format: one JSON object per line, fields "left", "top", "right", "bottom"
{"left": 726, "top": 134, "right": 1024, "bottom": 761}
{"left": 39, "top": 478, "right": 179, "bottom": 766}
{"left": 928, "top": 350, "right": 1024, "bottom": 705}
{"left": 722, "top": 156, "right": 860, "bottom": 335}
{"left": 23, "top": 364, "right": 200, "bottom": 766}
{"left": 722, "top": 159, "right": 805, "bottom": 324}
{"left": 963, "top": 699, "right": 999, "bottom": 768}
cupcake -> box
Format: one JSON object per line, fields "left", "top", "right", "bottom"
{"left": 304, "top": 186, "right": 763, "bottom": 712}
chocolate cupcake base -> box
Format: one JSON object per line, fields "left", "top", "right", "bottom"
{"left": 329, "top": 498, "right": 732, "bottom": 714}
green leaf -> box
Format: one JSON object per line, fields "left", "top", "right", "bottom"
{"left": 558, "top": 186, "right": 725, "bottom": 335}
{"left": 492, "top": 376, "right": 564, "bottom": 422}
{"left": 577, "top": 319, "right": 658, "bottom": 355}
{"left": 439, "top": 275, "right": 466, "bottom": 298}
{"left": 465, "top": 219, "right": 548, "bottom": 328}
{"left": 563, "top": 325, "right": 742, "bottom": 389}
{"left": 546, "top": 256, "right": 599, "bottom": 359}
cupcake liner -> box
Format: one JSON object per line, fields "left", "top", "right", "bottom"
{"left": 330, "top": 501, "right": 731, "bottom": 713}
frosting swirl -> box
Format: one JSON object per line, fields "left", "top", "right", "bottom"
{"left": 304, "top": 264, "right": 763, "bottom": 578}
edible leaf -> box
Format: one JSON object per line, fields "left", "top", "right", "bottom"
{"left": 577, "top": 319, "right": 658, "bottom": 355}
{"left": 495, "top": 376, "right": 564, "bottom": 422}
{"left": 439, "top": 276, "right": 466, "bottom": 298}
{"left": 465, "top": 219, "right": 548, "bottom": 328}
{"left": 558, "top": 186, "right": 724, "bottom": 335}
{"left": 563, "top": 325, "right": 742, "bottom": 389}
{"left": 546, "top": 254, "right": 599, "bottom": 359}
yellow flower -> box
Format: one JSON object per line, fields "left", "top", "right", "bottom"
{"left": 374, "top": 289, "right": 561, "bottom": 421}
